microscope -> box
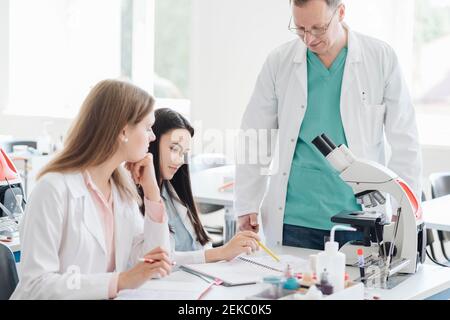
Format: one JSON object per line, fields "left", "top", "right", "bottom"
{"left": 312, "top": 134, "right": 426, "bottom": 277}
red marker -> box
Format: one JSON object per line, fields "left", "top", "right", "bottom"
{"left": 357, "top": 249, "right": 365, "bottom": 283}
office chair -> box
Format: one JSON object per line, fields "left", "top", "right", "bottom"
{"left": 0, "top": 243, "right": 19, "bottom": 300}
{"left": 429, "top": 172, "right": 450, "bottom": 262}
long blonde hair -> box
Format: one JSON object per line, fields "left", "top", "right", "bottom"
{"left": 38, "top": 79, "right": 154, "bottom": 202}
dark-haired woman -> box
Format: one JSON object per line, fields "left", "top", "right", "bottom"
{"left": 136, "top": 108, "right": 260, "bottom": 265}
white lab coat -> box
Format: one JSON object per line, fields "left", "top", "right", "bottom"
{"left": 11, "top": 172, "right": 170, "bottom": 300}
{"left": 235, "top": 26, "right": 422, "bottom": 247}
{"left": 162, "top": 183, "right": 212, "bottom": 266}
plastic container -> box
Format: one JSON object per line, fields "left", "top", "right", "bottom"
{"left": 316, "top": 225, "right": 356, "bottom": 293}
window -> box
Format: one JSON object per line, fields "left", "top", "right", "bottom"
{"left": 153, "top": 0, "right": 192, "bottom": 119}
{"left": 154, "top": 0, "right": 192, "bottom": 99}
{"left": 413, "top": 0, "right": 450, "bottom": 146}
{"left": 413, "top": 0, "right": 450, "bottom": 112}
{"left": 346, "top": 0, "right": 450, "bottom": 146}
{"left": 3, "top": 0, "right": 154, "bottom": 118}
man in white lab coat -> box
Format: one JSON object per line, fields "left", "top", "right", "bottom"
{"left": 235, "top": 0, "right": 422, "bottom": 249}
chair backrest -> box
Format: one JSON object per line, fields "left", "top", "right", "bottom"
{"left": 429, "top": 172, "right": 450, "bottom": 244}
{"left": 0, "top": 243, "right": 19, "bottom": 300}
{"left": 421, "top": 192, "right": 427, "bottom": 202}
{"left": 430, "top": 172, "right": 450, "bottom": 199}
{"left": 422, "top": 192, "right": 435, "bottom": 247}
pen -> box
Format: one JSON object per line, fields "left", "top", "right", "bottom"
{"left": 218, "top": 181, "right": 234, "bottom": 192}
{"left": 357, "top": 249, "right": 365, "bottom": 284}
{"left": 256, "top": 240, "right": 280, "bottom": 262}
{"left": 138, "top": 258, "right": 177, "bottom": 266}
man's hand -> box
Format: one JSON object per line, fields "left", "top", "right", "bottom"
{"left": 238, "top": 213, "right": 259, "bottom": 233}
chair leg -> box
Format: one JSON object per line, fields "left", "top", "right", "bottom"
{"left": 437, "top": 231, "right": 450, "bottom": 262}
{"left": 430, "top": 242, "right": 438, "bottom": 261}
{"left": 438, "top": 241, "right": 450, "bottom": 262}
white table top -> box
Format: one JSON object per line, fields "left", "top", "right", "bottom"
{"left": 121, "top": 246, "right": 450, "bottom": 300}
{"left": 421, "top": 195, "right": 450, "bottom": 232}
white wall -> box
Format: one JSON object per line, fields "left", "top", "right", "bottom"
{"left": 189, "top": 0, "right": 294, "bottom": 134}
{"left": 188, "top": 0, "right": 450, "bottom": 188}
{"left": 0, "top": 0, "right": 9, "bottom": 109}
{"left": 345, "top": 0, "right": 415, "bottom": 86}
{"left": 188, "top": 0, "right": 416, "bottom": 147}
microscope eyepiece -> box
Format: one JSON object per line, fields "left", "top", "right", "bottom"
{"left": 312, "top": 134, "right": 336, "bottom": 157}
{"left": 321, "top": 134, "right": 337, "bottom": 150}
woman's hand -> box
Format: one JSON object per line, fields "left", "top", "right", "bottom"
{"left": 218, "top": 231, "right": 261, "bottom": 261}
{"left": 125, "top": 153, "right": 160, "bottom": 201}
{"left": 118, "top": 247, "right": 172, "bottom": 291}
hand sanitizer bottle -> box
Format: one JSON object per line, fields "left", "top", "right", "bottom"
{"left": 316, "top": 225, "right": 356, "bottom": 293}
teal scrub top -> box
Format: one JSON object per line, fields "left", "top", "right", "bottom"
{"left": 284, "top": 47, "right": 361, "bottom": 230}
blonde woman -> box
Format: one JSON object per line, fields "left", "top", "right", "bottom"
{"left": 11, "top": 80, "right": 172, "bottom": 300}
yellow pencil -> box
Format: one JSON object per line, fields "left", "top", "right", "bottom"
{"left": 257, "top": 240, "right": 280, "bottom": 262}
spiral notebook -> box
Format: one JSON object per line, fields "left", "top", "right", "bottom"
{"left": 180, "top": 254, "right": 307, "bottom": 287}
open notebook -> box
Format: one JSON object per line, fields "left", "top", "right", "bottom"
{"left": 180, "top": 254, "right": 307, "bottom": 287}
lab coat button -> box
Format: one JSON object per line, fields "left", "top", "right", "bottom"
{"left": 291, "top": 138, "right": 295, "bottom": 142}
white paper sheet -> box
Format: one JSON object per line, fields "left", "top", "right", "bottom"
{"left": 116, "top": 280, "right": 209, "bottom": 300}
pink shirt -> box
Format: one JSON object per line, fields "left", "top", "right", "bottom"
{"left": 83, "top": 171, "right": 118, "bottom": 298}
{"left": 83, "top": 171, "right": 166, "bottom": 299}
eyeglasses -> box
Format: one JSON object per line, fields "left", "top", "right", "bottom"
{"left": 288, "top": 7, "right": 339, "bottom": 38}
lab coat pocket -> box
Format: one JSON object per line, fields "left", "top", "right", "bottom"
{"left": 360, "top": 103, "right": 386, "bottom": 146}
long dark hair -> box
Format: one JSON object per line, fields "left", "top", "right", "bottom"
{"left": 139, "top": 108, "right": 210, "bottom": 245}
